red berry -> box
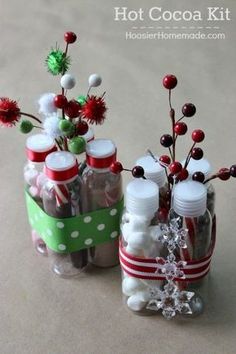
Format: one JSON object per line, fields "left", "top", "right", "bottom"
{"left": 77, "top": 120, "right": 89, "bottom": 135}
{"left": 182, "top": 103, "right": 196, "bottom": 117}
{"left": 160, "top": 134, "right": 173, "bottom": 148}
{"left": 64, "top": 31, "right": 77, "bottom": 44}
{"left": 174, "top": 122, "right": 188, "bottom": 136}
{"left": 110, "top": 161, "right": 123, "bottom": 174}
{"left": 177, "top": 168, "right": 189, "bottom": 181}
{"left": 54, "top": 94, "right": 68, "bottom": 109}
{"left": 218, "top": 168, "right": 231, "bottom": 181}
{"left": 230, "top": 164, "right": 236, "bottom": 177}
{"left": 191, "top": 147, "right": 203, "bottom": 160}
{"left": 65, "top": 100, "right": 81, "bottom": 118}
{"left": 132, "top": 166, "right": 145, "bottom": 178}
{"left": 192, "top": 129, "right": 205, "bottom": 143}
{"left": 163, "top": 75, "right": 177, "bottom": 90}
{"left": 169, "top": 162, "right": 182, "bottom": 175}
{"left": 159, "top": 155, "right": 171, "bottom": 165}
{"left": 158, "top": 208, "right": 169, "bottom": 223}
{"left": 192, "top": 171, "right": 205, "bottom": 183}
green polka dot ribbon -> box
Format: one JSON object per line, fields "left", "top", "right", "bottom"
{"left": 25, "top": 191, "right": 124, "bottom": 253}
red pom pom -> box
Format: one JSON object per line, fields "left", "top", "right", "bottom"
{"left": 0, "top": 97, "right": 20, "bottom": 127}
{"left": 81, "top": 95, "right": 107, "bottom": 125}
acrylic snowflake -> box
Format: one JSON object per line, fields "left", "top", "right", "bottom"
{"left": 156, "top": 254, "right": 186, "bottom": 281}
{"left": 146, "top": 282, "right": 195, "bottom": 319}
{"left": 158, "top": 217, "right": 188, "bottom": 252}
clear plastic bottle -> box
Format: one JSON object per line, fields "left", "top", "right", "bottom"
{"left": 24, "top": 133, "right": 57, "bottom": 255}
{"left": 182, "top": 158, "right": 215, "bottom": 218}
{"left": 42, "top": 151, "right": 87, "bottom": 277}
{"left": 82, "top": 139, "right": 122, "bottom": 267}
{"left": 136, "top": 155, "right": 169, "bottom": 221}
{"left": 169, "top": 180, "right": 212, "bottom": 315}
{"left": 120, "top": 178, "right": 163, "bottom": 315}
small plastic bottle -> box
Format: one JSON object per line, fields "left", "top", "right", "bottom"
{"left": 24, "top": 133, "right": 57, "bottom": 255}
{"left": 120, "top": 179, "right": 162, "bottom": 315}
{"left": 82, "top": 139, "right": 123, "bottom": 267}
{"left": 183, "top": 158, "right": 215, "bottom": 218}
{"left": 136, "top": 155, "right": 169, "bottom": 220}
{"left": 169, "top": 180, "right": 212, "bottom": 315}
{"left": 42, "top": 151, "right": 87, "bottom": 277}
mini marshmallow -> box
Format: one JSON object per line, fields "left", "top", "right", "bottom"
{"left": 122, "top": 277, "right": 146, "bottom": 296}
{"left": 149, "top": 225, "right": 162, "bottom": 242}
{"left": 29, "top": 186, "right": 40, "bottom": 198}
{"left": 24, "top": 169, "right": 39, "bottom": 186}
{"left": 125, "top": 245, "right": 143, "bottom": 256}
{"left": 127, "top": 294, "right": 147, "bottom": 312}
{"left": 36, "top": 172, "right": 47, "bottom": 190}
{"left": 128, "top": 231, "right": 150, "bottom": 250}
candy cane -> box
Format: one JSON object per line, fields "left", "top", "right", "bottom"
{"left": 54, "top": 184, "right": 70, "bottom": 207}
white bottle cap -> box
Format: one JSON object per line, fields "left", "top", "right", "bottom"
{"left": 45, "top": 151, "right": 78, "bottom": 182}
{"left": 79, "top": 127, "right": 94, "bottom": 143}
{"left": 173, "top": 181, "right": 207, "bottom": 217}
{"left": 125, "top": 179, "right": 159, "bottom": 218}
{"left": 26, "top": 134, "right": 57, "bottom": 162}
{"left": 136, "top": 155, "right": 166, "bottom": 188}
{"left": 182, "top": 158, "right": 211, "bottom": 179}
{"left": 86, "top": 139, "right": 116, "bottom": 169}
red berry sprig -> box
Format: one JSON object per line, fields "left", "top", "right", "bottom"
{"left": 64, "top": 32, "right": 77, "bottom": 44}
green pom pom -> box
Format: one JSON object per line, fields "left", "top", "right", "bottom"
{"left": 68, "top": 137, "right": 86, "bottom": 154}
{"left": 77, "top": 95, "right": 87, "bottom": 106}
{"left": 59, "top": 119, "right": 73, "bottom": 133}
{"left": 19, "top": 120, "right": 33, "bottom": 134}
{"left": 46, "top": 49, "right": 70, "bottom": 76}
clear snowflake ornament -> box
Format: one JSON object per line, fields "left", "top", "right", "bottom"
{"left": 158, "top": 217, "right": 188, "bottom": 252}
{"left": 146, "top": 282, "right": 195, "bottom": 319}
{"left": 156, "top": 254, "right": 187, "bottom": 281}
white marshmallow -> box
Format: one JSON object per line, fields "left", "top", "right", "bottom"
{"left": 122, "top": 277, "right": 146, "bottom": 296}
{"left": 128, "top": 231, "right": 150, "bottom": 250}
{"left": 24, "top": 169, "right": 39, "bottom": 186}
{"left": 125, "top": 245, "right": 143, "bottom": 256}
{"left": 29, "top": 186, "right": 40, "bottom": 198}
{"left": 127, "top": 294, "right": 147, "bottom": 312}
{"left": 149, "top": 225, "right": 162, "bottom": 242}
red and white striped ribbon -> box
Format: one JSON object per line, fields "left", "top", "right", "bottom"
{"left": 54, "top": 184, "right": 70, "bottom": 207}
{"left": 119, "top": 221, "right": 216, "bottom": 282}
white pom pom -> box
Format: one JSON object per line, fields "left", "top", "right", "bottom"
{"left": 43, "top": 114, "right": 62, "bottom": 138}
{"left": 122, "top": 277, "right": 146, "bottom": 296}
{"left": 60, "top": 74, "right": 76, "bottom": 89}
{"left": 88, "top": 73, "right": 102, "bottom": 88}
{"left": 127, "top": 294, "right": 147, "bottom": 312}
{"left": 38, "top": 93, "right": 57, "bottom": 115}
